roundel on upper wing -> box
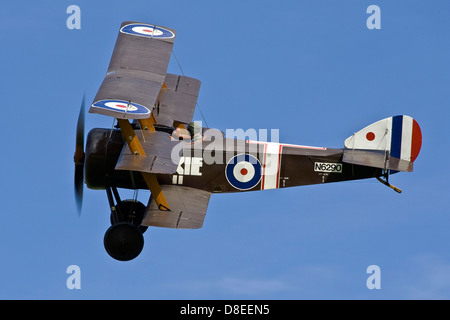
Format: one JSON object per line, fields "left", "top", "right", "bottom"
{"left": 225, "top": 154, "right": 262, "bottom": 191}
{"left": 120, "top": 23, "right": 175, "bottom": 39}
{"left": 91, "top": 99, "right": 150, "bottom": 116}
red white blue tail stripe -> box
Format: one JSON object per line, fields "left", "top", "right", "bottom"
{"left": 390, "top": 115, "right": 422, "bottom": 162}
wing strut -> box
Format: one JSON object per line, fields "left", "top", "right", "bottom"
{"left": 138, "top": 113, "right": 157, "bottom": 132}
{"left": 116, "top": 118, "right": 171, "bottom": 211}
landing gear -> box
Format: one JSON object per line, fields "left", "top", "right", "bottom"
{"left": 103, "top": 186, "right": 148, "bottom": 261}
{"left": 110, "top": 199, "right": 148, "bottom": 234}
{"left": 104, "top": 222, "right": 144, "bottom": 261}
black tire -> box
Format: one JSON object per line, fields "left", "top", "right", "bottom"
{"left": 104, "top": 222, "right": 144, "bottom": 261}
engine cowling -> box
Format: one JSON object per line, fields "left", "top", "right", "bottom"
{"left": 84, "top": 128, "right": 124, "bottom": 189}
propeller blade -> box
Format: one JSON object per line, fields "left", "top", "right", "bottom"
{"left": 75, "top": 163, "right": 84, "bottom": 213}
{"left": 74, "top": 95, "right": 86, "bottom": 215}
{"left": 75, "top": 95, "right": 85, "bottom": 163}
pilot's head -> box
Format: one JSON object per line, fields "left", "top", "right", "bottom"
{"left": 187, "top": 121, "right": 202, "bottom": 138}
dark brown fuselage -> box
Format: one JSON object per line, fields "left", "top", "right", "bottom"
{"left": 84, "top": 128, "right": 382, "bottom": 194}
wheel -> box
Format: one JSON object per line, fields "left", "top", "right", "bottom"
{"left": 104, "top": 222, "right": 144, "bottom": 261}
{"left": 110, "top": 200, "right": 148, "bottom": 233}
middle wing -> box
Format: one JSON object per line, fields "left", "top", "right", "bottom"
{"left": 153, "top": 73, "right": 201, "bottom": 127}
{"left": 115, "top": 130, "right": 181, "bottom": 174}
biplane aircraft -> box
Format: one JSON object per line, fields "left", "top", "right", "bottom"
{"left": 74, "top": 22, "right": 422, "bottom": 261}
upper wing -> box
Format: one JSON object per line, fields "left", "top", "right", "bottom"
{"left": 142, "top": 185, "right": 212, "bottom": 229}
{"left": 89, "top": 21, "right": 201, "bottom": 127}
{"left": 89, "top": 21, "right": 176, "bottom": 119}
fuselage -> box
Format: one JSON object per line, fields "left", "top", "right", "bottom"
{"left": 84, "top": 127, "right": 382, "bottom": 193}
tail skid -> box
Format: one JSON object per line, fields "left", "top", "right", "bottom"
{"left": 376, "top": 175, "right": 402, "bottom": 193}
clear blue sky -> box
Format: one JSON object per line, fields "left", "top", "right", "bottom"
{"left": 0, "top": 0, "right": 449, "bottom": 299}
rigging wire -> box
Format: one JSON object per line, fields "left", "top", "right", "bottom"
{"left": 172, "top": 50, "right": 209, "bottom": 128}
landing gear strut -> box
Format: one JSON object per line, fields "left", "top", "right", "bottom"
{"left": 103, "top": 186, "right": 147, "bottom": 261}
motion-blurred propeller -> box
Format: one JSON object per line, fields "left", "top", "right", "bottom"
{"left": 74, "top": 95, "right": 86, "bottom": 215}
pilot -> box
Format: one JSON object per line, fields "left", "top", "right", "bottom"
{"left": 187, "top": 121, "right": 202, "bottom": 142}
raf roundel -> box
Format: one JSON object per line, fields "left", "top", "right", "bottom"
{"left": 120, "top": 23, "right": 175, "bottom": 39}
{"left": 225, "top": 154, "right": 262, "bottom": 191}
{"left": 91, "top": 100, "right": 150, "bottom": 116}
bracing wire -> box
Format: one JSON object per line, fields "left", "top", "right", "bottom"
{"left": 172, "top": 50, "right": 209, "bottom": 128}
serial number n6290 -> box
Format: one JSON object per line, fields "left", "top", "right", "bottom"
{"left": 314, "top": 162, "right": 343, "bottom": 173}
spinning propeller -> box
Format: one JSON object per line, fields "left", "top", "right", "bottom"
{"left": 74, "top": 95, "right": 86, "bottom": 214}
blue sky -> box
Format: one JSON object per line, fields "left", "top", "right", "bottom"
{"left": 0, "top": 0, "right": 449, "bottom": 299}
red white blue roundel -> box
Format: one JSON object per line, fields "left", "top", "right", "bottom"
{"left": 120, "top": 23, "right": 175, "bottom": 39}
{"left": 91, "top": 100, "right": 150, "bottom": 116}
{"left": 226, "top": 154, "right": 262, "bottom": 191}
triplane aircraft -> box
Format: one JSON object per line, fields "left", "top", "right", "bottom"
{"left": 74, "top": 22, "right": 422, "bottom": 261}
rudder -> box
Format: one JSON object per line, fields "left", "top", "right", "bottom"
{"left": 343, "top": 115, "right": 422, "bottom": 172}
